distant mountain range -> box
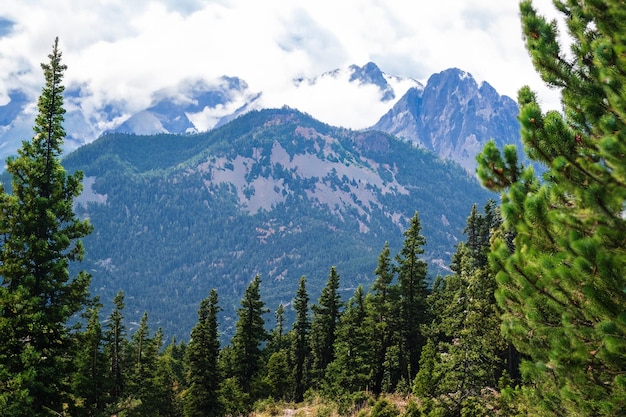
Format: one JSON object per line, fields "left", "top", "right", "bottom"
{"left": 61, "top": 108, "right": 494, "bottom": 340}
{"left": 1, "top": 62, "right": 520, "bottom": 339}
{"left": 1, "top": 62, "right": 521, "bottom": 173}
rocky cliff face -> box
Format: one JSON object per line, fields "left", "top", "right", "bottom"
{"left": 372, "top": 68, "right": 520, "bottom": 173}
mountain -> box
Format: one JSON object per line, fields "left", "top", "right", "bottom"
{"left": 62, "top": 107, "right": 493, "bottom": 340}
{"left": 0, "top": 62, "right": 423, "bottom": 164}
{"left": 295, "top": 61, "right": 422, "bottom": 103}
{"left": 1, "top": 63, "right": 518, "bottom": 174}
{"left": 108, "top": 76, "right": 261, "bottom": 135}
{"left": 371, "top": 68, "right": 521, "bottom": 172}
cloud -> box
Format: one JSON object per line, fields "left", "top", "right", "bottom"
{"left": 0, "top": 0, "right": 565, "bottom": 130}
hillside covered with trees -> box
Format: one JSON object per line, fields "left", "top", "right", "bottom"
{"left": 1, "top": 1, "right": 625, "bottom": 416}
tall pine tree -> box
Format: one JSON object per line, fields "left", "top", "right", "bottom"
{"left": 395, "top": 211, "right": 429, "bottom": 383}
{"left": 310, "top": 266, "right": 342, "bottom": 386}
{"left": 104, "top": 290, "right": 126, "bottom": 405}
{"left": 291, "top": 276, "right": 311, "bottom": 402}
{"left": 367, "top": 242, "right": 399, "bottom": 394}
{"left": 184, "top": 289, "right": 222, "bottom": 417}
{"left": 477, "top": 1, "right": 626, "bottom": 414}
{"left": 0, "top": 37, "right": 93, "bottom": 417}
{"left": 230, "top": 275, "right": 268, "bottom": 395}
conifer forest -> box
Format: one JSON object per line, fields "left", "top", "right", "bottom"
{"left": 1, "top": 1, "right": 625, "bottom": 416}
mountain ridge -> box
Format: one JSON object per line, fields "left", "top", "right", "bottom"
{"left": 62, "top": 107, "right": 494, "bottom": 339}
{"left": 1, "top": 62, "right": 519, "bottom": 172}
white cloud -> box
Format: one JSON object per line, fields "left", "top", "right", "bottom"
{"left": 0, "top": 0, "right": 566, "bottom": 130}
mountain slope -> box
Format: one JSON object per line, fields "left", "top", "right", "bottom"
{"left": 63, "top": 108, "right": 493, "bottom": 340}
{"left": 372, "top": 68, "right": 520, "bottom": 172}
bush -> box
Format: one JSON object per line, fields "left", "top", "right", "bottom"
{"left": 370, "top": 398, "right": 400, "bottom": 417}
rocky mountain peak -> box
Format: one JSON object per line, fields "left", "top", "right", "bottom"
{"left": 372, "top": 68, "right": 520, "bottom": 173}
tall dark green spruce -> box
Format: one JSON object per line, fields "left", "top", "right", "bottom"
{"left": 421, "top": 203, "right": 506, "bottom": 414}
{"left": 291, "top": 276, "right": 311, "bottom": 402}
{"left": 395, "top": 211, "right": 429, "bottom": 383}
{"left": 325, "top": 286, "right": 372, "bottom": 394}
{"left": 477, "top": 1, "right": 626, "bottom": 414}
{"left": 71, "top": 305, "right": 108, "bottom": 417}
{"left": 367, "top": 242, "right": 399, "bottom": 394}
{"left": 310, "top": 266, "right": 342, "bottom": 386}
{"left": 0, "top": 38, "right": 93, "bottom": 417}
{"left": 230, "top": 275, "right": 268, "bottom": 396}
{"left": 184, "top": 289, "right": 222, "bottom": 417}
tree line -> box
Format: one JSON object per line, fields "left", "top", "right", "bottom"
{"left": 2, "top": 0, "right": 626, "bottom": 415}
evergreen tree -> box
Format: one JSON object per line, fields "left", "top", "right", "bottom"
{"left": 291, "top": 276, "right": 311, "bottom": 402}
{"left": 412, "top": 338, "right": 439, "bottom": 399}
{"left": 160, "top": 339, "right": 186, "bottom": 417}
{"left": 266, "top": 303, "right": 288, "bottom": 354}
{"left": 264, "top": 350, "right": 293, "bottom": 401}
{"left": 310, "top": 267, "right": 342, "bottom": 385}
{"left": 367, "top": 242, "right": 399, "bottom": 394}
{"left": 395, "top": 211, "right": 429, "bottom": 383}
{"left": 477, "top": 1, "right": 626, "bottom": 414}
{"left": 422, "top": 203, "right": 507, "bottom": 414}
{"left": 230, "top": 275, "right": 268, "bottom": 395}
{"left": 71, "top": 305, "right": 108, "bottom": 417}
{"left": 104, "top": 290, "right": 126, "bottom": 404}
{"left": 0, "top": 37, "right": 93, "bottom": 417}
{"left": 184, "top": 289, "right": 222, "bottom": 417}
{"left": 326, "top": 286, "right": 372, "bottom": 394}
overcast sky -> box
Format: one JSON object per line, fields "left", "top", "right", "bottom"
{"left": 0, "top": 0, "right": 565, "bottom": 129}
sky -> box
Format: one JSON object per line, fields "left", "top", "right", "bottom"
{"left": 0, "top": 0, "right": 565, "bottom": 130}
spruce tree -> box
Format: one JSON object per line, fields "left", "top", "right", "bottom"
{"left": 184, "top": 289, "right": 222, "bottom": 417}
{"left": 0, "top": 37, "right": 93, "bottom": 417}
{"left": 367, "top": 242, "right": 399, "bottom": 394}
{"left": 325, "top": 285, "right": 372, "bottom": 394}
{"left": 104, "top": 290, "right": 126, "bottom": 404}
{"left": 71, "top": 305, "right": 107, "bottom": 417}
{"left": 310, "top": 266, "right": 342, "bottom": 385}
{"left": 231, "top": 275, "right": 268, "bottom": 395}
{"left": 291, "top": 275, "right": 311, "bottom": 402}
{"left": 430, "top": 233, "right": 505, "bottom": 412}
{"left": 477, "top": 1, "right": 626, "bottom": 414}
{"left": 395, "top": 211, "right": 429, "bottom": 383}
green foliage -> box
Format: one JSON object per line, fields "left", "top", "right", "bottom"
{"left": 230, "top": 275, "right": 269, "bottom": 397}
{"left": 370, "top": 398, "right": 400, "bottom": 417}
{"left": 263, "top": 350, "right": 293, "bottom": 401}
{"left": 0, "top": 38, "right": 93, "bottom": 417}
{"left": 395, "top": 212, "right": 429, "bottom": 382}
{"left": 71, "top": 305, "right": 108, "bottom": 417}
{"left": 61, "top": 106, "right": 493, "bottom": 342}
{"left": 184, "top": 289, "right": 222, "bottom": 417}
{"left": 326, "top": 286, "right": 373, "bottom": 395}
{"left": 291, "top": 276, "right": 311, "bottom": 402}
{"left": 310, "top": 267, "right": 343, "bottom": 386}
{"left": 104, "top": 290, "right": 126, "bottom": 403}
{"left": 477, "top": 1, "right": 626, "bottom": 414}
{"left": 219, "top": 377, "right": 251, "bottom": 417}
{"left": 413, "top": 339, "right": 439, "bottom": 399}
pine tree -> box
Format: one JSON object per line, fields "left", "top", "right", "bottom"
{"left": 310, "top": 266, "right": 343, "bottom": 385}
{"left": 395, "top": 211, "right": 429, "bottom": 383}
{"left": 267, "top": 303, "right": 288, "bottom": 354}
{"left": 104, "top": 290, "right": 126, "bottom": 404}
{"left": 367, "top": 242, "right": 399, "bottom": 394}
{"left": 0, "top": 37, "right": 93, "bottom": 417}
{"left": 231, "top": 275, "right": 268, "bottom": 395}
{"left": 291, "top": 276, "right": 311, "bottom": 402}
{"left": 184, "top": 289, "right": 222, "bottom": 417}
{"left": 326, "top": 285, "right": 373, "bottom": 394}
{"left": 477, "top": 1, "right": 626, "bottom": 414}
{"left": 425, "top": 203, "right": 511, "bottom": 414}
{"left": 71, "top": 305, "right": 108, "bottom": 417}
